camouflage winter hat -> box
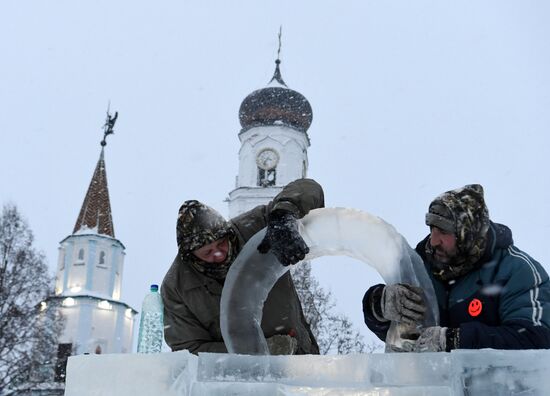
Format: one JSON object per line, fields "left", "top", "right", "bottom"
{"left": 176, "top": 200, "right": 232, "bottom": 254}
{"left": 425, "top": 184, "right": 490, "bottom": 280}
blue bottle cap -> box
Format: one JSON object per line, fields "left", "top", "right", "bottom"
{"left": 150, "top": 284, "right": 159, "bottom": 292}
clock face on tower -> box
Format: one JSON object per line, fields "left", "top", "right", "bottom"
{"left": 256, "top": 148, "right": 279, "bottom": 170}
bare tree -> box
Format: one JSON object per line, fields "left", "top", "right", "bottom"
{"left": 291, "top": 262, "right": 383, "bottom": 354}
{"left": 0, "top": 204, "right": 63, "bottom": 394}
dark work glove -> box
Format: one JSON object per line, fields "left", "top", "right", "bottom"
{"left": 257, "top": 210, "right": 309, "bottom": 266}
{"left": 379, "top": 283, "right": 426, "bottom": 326}
{"left": 266, "top": 334, "right": 298, "bottom": 355}
{"left": 414, "top": 326, "right": 460, "bottom": 352}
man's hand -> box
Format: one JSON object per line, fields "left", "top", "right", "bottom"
{"left": 380, "top": 283, "right": 426, "bottom": 326}
{"left": 414, "top": 326, "right": 459, "bottom": 352}
{"left": 257, "top": 210, "right": 309, "bottom": 265}
{"left": 266, "top": 334, "right": 298, "bottom": 355}
{"left": 414, "top": 326, "right": 447, "bottom": 352}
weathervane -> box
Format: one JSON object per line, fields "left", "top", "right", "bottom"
{"left": 101, "top": 103, "right": 118, "bottom": 147}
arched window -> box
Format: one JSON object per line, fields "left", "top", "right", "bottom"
{"left": 99, "top": 251, "right": 106, "bottom": 265}
{"left": 258, "top": 168, "right": 276, "bottom": 187}
{"left": 74, "top": 249, "right": 85, "bottom": 266}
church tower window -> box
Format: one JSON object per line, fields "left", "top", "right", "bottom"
{"left": 74, "top": 248, "right": 85, "bottom": 265}
{"left": 258, "top": 168, "right": 276, "bottom": 187}
{"left": 98, "top": 251, "right": 106, "bottom": 266}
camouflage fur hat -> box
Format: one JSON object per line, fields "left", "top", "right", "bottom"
{"left": 425, "top": 184, "right": 490, "bottom": 280}
{"left": 176, "top": 200, "right": 232, "bottom": 254}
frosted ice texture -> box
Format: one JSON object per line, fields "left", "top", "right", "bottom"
{"left": 65, "top": 350, "right": 197, "bottom": 396}
{"left": 137, "top": 291, "right": 164, "bottom": 353}
{"left": 64, "top": 349, "right": 550, "bottom": 395}
{"left": 221, "top": 207, "right": 439, "bottom": 354}
{"left": 197, "top": 352, "right": 451, "bottom": 387}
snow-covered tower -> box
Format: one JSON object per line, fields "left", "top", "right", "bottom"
{"left": 227, "top": 53, "right": 313, "bottom": 217}
{"left": 47, "top": 112, "right": 136, "bottom": 380}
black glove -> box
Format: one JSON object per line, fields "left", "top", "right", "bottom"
{"left": 257, "top": 210, "right": 309, "bottom": 266}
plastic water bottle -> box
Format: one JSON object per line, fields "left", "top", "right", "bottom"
{"left": 137, "top": 284, "right": 164, "bottom": 353}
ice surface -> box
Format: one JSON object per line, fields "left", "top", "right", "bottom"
{"left": 450, "top": 349, "right": 550, "bottom": 395}
{"left": 64, "top": 349, "right": 550, "bottom": 395}
{"left": 64, "top": 350, "right": 197, "bottom": 396}
{"left": 221, "top": 208, "right": 439, "bottom": 354}
{"left": 197, "top": 352, "right": 450, "bottom": 387}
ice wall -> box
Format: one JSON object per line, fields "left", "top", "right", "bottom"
{"left": 221, "top": 208, "right": 439, "bottom": 353}
{"left": 65, "top": 349, "right": 550, "bottom": 395}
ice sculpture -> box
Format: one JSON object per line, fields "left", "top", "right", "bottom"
{"left": 65, "top": 349, "right": 550, "bottom": 395}
{"left": 220, "top": 208, "right": 439, "bottom": 354}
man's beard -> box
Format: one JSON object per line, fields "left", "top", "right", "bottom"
{"left": 426, "top": 241, "right": 463, "bottom": 282}
{"left": 433, "top": 247, "right": 456, "bottom": 265}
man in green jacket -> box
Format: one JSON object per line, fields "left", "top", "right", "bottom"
{"left": 161, "top": 178, "right": 323, "bottom": 354}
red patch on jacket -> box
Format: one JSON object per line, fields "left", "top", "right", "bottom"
{"left": 468, "top": 298, "right": 483, "bottom": 317}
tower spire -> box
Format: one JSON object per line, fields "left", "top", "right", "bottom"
{"left": 269, "top": 26, "right": 287, "bottom": 87}
{"left": 73, "top": 109, "right": 118, "bottom": 237}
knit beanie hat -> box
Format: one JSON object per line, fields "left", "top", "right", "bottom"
{"left": 176, "top": 200, "right": 238, "bottom": 279}
{"left": 425, "top": 184, "right": 490, "bottom": 281}
{"left": 176, "top": 200, "right": 232, "bottom": 253}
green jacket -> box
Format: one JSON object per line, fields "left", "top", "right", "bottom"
{"left": 161, "top": 178, "right": 324, "bottom": 354}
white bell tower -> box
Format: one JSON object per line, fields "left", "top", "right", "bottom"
{"left": 227, "top": 55, "right": 313, "bottom": 217}
{"left": 44, "top": 111, "right": 137, "bottom": 383}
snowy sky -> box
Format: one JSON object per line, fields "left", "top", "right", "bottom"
{"left": 1, "top": 1, "right": 549, "bottom": 348}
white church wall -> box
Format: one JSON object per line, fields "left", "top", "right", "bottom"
{"left": 57, "top": 301, "right": 94, "bottom": 355}
{"left": 236, "top": 140, "right": 255, "bottom": 187}
{"left": 110, "top": 246, "right": 125, "bottom": 300}
{"left": 115, "top": 307, "right": 135, "bottom": 353}
{"left": 90, "top": 304, "right": 117, "bottom": 353}
{"left": 55, "top": 242, "right": 71, "bottom": 294}
{"left": 275, "top": 139, "right": 308, "bottom": 184}
{"left": 58, "top": 304, "right": 80, "bottom": 347}
{"left": 227, "top": 186, "right": 283, "bottom": 218}
{"left": 66, "top": 239, "right": 87, "bottom": 293}
{"left": 90, "top": 237, "right": 116, "bottom": 297}
{"left": 237, "top": 125, "right": 309, "bottom": 188}
{"left": 56, "top": 297, "right": 134, "bottom": 355}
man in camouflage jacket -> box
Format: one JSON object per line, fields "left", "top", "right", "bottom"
{"left": 161, "top": 178, "right": 323, "bottom": 354}
{"left": 363, "top": 184, "right": 550, "bottom": 351}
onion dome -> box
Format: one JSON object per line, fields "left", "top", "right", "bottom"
{"left": 239, "top": 59, "right": 313, "bottom": 133}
